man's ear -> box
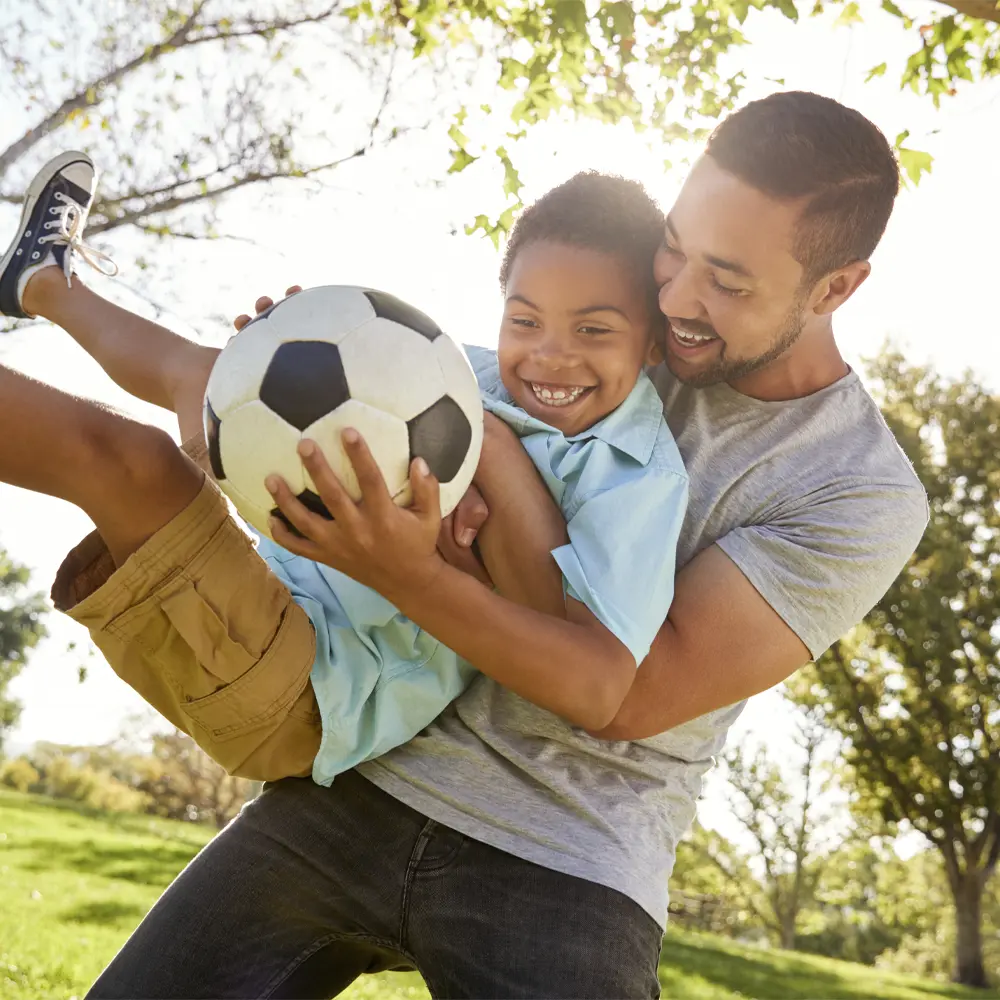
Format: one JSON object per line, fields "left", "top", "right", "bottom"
{"left": 810, "top": 260, "right": 871, "bottom": 316}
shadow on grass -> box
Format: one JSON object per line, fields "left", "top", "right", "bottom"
{"left": 60, "top": 899, "right": 148, "bottom": 926}
{"left": 18, "top": 836, "right": 198, "bottom": 887}
{"left": 659, "top": 932, "right": 980, "bottom": 1000}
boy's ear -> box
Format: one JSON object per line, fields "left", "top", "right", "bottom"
{"left": 647, "top": 326, "right": 666, "bottom": 366}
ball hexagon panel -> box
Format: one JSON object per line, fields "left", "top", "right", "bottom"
{"left": 303, "top": 398, "right": 411, "bottom": 502}
{"left": 216, "top": 400, "right": 306, "bottom": 517}
{"left": 363, "top": 290, "right": 442, "bottom": 341}
{"left": 271, "top": 488, "right": 334, "bottom": 538}
{"left": 338, "top": 320, "right": 445, "bottom": 422}
{"left": 259, "top": 341, "right": 351, "bottom": 431}
{"left": 407, "top": 396, "right": 473, "bottom": 485}
{"left": 268, "top": 285, "right": 377, "bottom": 345}
{"left": 205, "top": 316, "right": 286, "bottom": 416}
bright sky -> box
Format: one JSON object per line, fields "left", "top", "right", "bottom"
{"left": 1, "top": 3, "right": 997, "bottom": 850}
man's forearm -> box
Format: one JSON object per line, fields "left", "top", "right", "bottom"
{"left": 387, "top": 562, "right": 634, "bottom": 730}
{"left": 474, "top": 415, "right": 569, "bottom": 618}
{"left": 591, "top": 546, "right": 812, "bottom": 740}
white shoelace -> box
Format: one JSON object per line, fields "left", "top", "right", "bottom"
{"left": 38, "top": 196, "right": 119, "bottom": 287}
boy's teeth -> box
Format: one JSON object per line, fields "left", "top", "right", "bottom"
{"left": 531, "top": 383, "right": 587, "bottom": 407}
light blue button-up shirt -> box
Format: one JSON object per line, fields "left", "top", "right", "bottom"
{"left": 257, "top": 347, "right": 689, "bottom": 786}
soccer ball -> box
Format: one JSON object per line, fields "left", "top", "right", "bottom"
{"left": 202, "top": 285, "right": 484, "bottom": 539}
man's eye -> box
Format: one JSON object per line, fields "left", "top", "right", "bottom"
{"left": 509, "top": 316, "right": 537, "bottom": 327}
{"left": 710, "top": 276, "right": 747, "bottom": 298}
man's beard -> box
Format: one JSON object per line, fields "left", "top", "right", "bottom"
{"left": 666, "top": 306, "right": 805, "bottom": 388}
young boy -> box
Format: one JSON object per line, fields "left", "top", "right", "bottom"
{"left": 0, "top": 152, "right": 688, "bottom": 783}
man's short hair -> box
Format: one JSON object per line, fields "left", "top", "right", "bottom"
{"left": 500, "top": 171, "right": 665, "bottom": 316}
{"left": 706, "top": 91, "right": 900, "bottom": 283}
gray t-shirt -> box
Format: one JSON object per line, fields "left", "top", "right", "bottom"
{"left": 359, "top": 364, "right": 928, "bottom": 925}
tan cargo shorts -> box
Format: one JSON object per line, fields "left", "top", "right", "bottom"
{"left": 51, "top": 435, "right": 321, "bottom": 782}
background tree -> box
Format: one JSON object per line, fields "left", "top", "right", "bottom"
{"left": 720, "top": 705, "right": 844, "bottom": 949}
{"left": 669, "top": 821, "right": 767, "bottom": 939}
{"left": 792, "top": 352, "right": 1000, "bottom": 987}
{"left": 135, "top": 729, "right": 255, "bottom": 828}
{"left": 0, "top": 548, "right": 47, "bottom": 755}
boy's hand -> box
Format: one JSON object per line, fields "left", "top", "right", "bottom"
{"left": 233, "top": 285, "right": 302, "bottom": 331}
{"left": 266, "top": 430, "right": 446, "bottom": 602}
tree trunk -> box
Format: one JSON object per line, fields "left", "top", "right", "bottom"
{"left": 951, "top": 870, "right": 988, "bottom": 987}
{"left": 779, "top": 914, "right": 797, "bottom": 951}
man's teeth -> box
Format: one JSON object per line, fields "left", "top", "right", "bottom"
{"left": 530, "top": 383, "right": 588, "bottom": 407}
{"left": 673, "top": 327, "right": 715, "bottom": 345}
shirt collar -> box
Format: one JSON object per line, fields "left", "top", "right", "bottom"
{"left": 481, "top": 365, "right": 662, "bottom": 466}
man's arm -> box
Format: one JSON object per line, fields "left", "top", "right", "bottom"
{"left": 458, "top": 452, "right": 926, "bottom": 740}
{"left": 591, "top": 545, "right": 810, "bottom": 739}
{"left": 459, "top": 448, "right": 810, "bottom": 737}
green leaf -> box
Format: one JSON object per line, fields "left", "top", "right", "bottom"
{"left": 447, "top": 147, "right": 478, "bottom": 174}
{"left": 865, "top": 61, "right": 888, "bottom": 83}
{"left": 496, "top": 146, "right": 523, "bottom": 199}
{"left": 897, "top": 144, "right": 934, "bottom": 185}
{"left": 834, "top": 1, "right": 863, "bottom": 28}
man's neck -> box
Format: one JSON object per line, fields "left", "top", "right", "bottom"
{"left": 727, "top": 325, "right": 849, "bottom": 402}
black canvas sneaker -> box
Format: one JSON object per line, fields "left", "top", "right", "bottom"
{"left": 0, "top": 150, "right": 117, "bottom": 318}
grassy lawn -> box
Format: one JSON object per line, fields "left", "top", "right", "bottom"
{"left": 0, "top": 788, "right": 994, "bottom": 1000}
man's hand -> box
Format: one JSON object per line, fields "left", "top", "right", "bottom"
{"left": 266, "top": 430, "right": 446, "bottom": 602}
{"left": 233, "top": 285, "right": 303, "bottom": 331}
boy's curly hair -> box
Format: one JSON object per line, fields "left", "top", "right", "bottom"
{"left": 499, "top": 171, "right": 665, "bottom": 318}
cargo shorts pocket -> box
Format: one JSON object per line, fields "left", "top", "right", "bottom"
{"left": 179, "top": 599, "right": 315, "bottom": 742}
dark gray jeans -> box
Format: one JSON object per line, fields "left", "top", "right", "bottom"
{"left": 87, "top": 771, "right": 663, "bottom": 999}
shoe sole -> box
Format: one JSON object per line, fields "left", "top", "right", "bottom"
{"left": 0, "top": 149, "right": 94, "bottom": 294}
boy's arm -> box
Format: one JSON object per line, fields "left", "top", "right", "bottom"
{"left": 268, "top": 437, "right": 637, "bottom": 731}
{"left": 472, "top": 412, "right": 569, "bottom": 619}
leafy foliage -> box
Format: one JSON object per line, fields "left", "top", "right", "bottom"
{"left": 0, "top": 547, "right": 48, "bottom": 754}
{"left": 2, "top": 0, "right": 998, "bottom": 255}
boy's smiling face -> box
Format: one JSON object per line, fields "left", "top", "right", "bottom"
{"left": 498, "top": 241, "right": 662, "bottom": 437}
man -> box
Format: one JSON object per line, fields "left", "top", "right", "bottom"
{"left": 85, "top": 91, "right": 925, "bottom": 998}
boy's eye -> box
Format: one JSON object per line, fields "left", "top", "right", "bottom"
{"left": 660, "top": 240, "right": 682, "bottom": 256}
{"left": 579, "top": 325, "right": 612, "bottom": 336}
{"left": 509, "top": 316, "right": 538, "bottom": 327}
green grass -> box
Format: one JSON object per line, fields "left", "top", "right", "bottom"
{"left": 0, "top": 788, "right": 994, "bottom": 1000}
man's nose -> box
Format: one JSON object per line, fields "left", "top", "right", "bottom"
{"left": 657, "top": 263, "right": 705, "bottom": 321}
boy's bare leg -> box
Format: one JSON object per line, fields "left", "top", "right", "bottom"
{"left": 0, "top": 362, "right": 202, "bottom": 566}
{"left": 22, "top": 268, "right": 219, "bottom": 444}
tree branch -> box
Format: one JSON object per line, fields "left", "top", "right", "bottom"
{"left": 88, "top": 148, "right": 368, "bottom": 235}
{"left": 0, "top": 2, "right": 344, "bottom": 176}
{"left": 939, "top": 1, "right": 1000, "bottom": 26}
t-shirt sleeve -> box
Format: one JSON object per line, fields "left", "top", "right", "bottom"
{"left": 551, "top": 469, "right": 689, "bottom": 666}
{"left": 716, "top": 482, "right": 928, "bottom": 659}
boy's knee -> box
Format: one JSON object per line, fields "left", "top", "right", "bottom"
{"left": 75, "top": 415, "right": 203, "bottom": 562}
{"left": 82, "top": 418, "right": 189, "bottom": 499}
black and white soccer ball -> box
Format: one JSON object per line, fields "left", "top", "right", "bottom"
{"left": 203, "top": 285, "right": 483, "bottom": 539}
